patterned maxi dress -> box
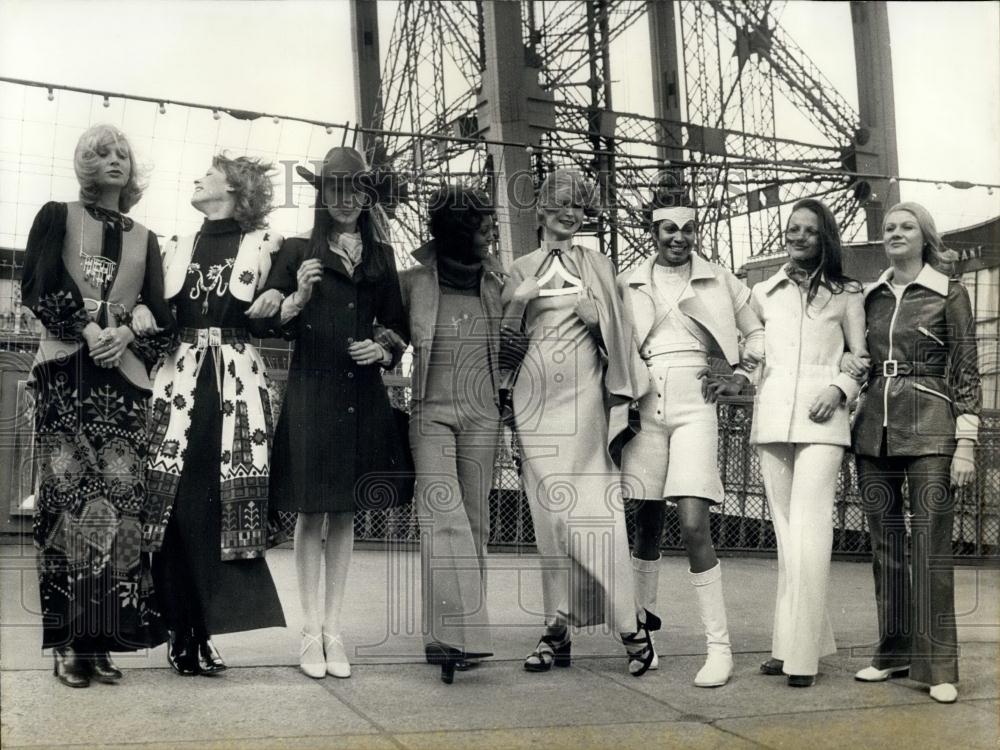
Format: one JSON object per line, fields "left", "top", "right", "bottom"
{"left": 145, "top": 218, "right": 286, "bottom": 635}
{"left": 21, "top": 201, "right": 174, "bottom": 651}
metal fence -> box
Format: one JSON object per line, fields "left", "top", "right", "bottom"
{"left": 297, "top": 368, "right": 998, "bottom": 561}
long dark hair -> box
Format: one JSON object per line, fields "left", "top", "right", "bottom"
{"left": 788, "top": 198, "right": 860, "bottom": 305}
{"left": 305, "top": 199, "right": 389, "bottom": 281}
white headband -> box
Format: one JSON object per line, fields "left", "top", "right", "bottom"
{"left": 652, "top": 206, "right": 697, "bottom": 226}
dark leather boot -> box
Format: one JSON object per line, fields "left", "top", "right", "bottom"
{"left": 53, "top": 646, "right": 90, "bottom": 688}
{"left": 195, "top": 638, "right": 227, "bottom": 675}
{"left": 167, "top": 629, "right": 200, "bottom": 676}
{"left": 90, "top": 652, "right": 123, "bottom": 683}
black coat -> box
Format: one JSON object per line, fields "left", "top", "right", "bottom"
{"left": 852, "top": 265, "right": 981, "bottom": 458}
{"left": 257, "top": 236, "right": 411, "bottom": 512}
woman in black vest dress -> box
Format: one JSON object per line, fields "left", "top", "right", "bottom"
{"left": 21, "top": 124, "right": 174, "bottom": 687}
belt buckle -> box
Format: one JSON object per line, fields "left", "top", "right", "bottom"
{"left": 208, "top": 327, "right": 222, "bottom": 347}
{"left": 882, "top": 359, "right": 898, "bottom": 377}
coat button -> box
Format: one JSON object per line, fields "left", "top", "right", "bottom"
{"left": 347, "top": 406, "right": 355, "bottom": 414}
{"left": 305, "top": 323, "right": 312, "bottom": 331}
{"left": 347, "top": 302, "right": 355, "bottom": 310}
{"left": 347, "top": 371, "right": 354, "bottom": 379}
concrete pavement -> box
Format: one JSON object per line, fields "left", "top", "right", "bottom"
{"left": 1, "top": 540, "right": 997, "bottom": 749}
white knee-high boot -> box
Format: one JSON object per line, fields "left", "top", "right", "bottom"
{"left": 691, "top": 562, "right": 733, "bottom": 687}
{"left": 632, "top": 554, "right": 660, "bottom": 670}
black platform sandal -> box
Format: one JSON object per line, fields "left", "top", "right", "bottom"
{"left": 622, "top": 609, "right": 662, "bottom": 677}
{"left": 523, "top": 627, "right": 571, "bottom": 672}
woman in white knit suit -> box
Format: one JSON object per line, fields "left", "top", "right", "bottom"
{"left": 748, "top": 198, "right": 868, "bottom": 687}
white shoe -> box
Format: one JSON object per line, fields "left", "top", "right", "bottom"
{"left": 854, "top": 664, "right": 910, "bottom": 682}
{"left": 929, "top": 683, "right": 958, "bottom": 703}
{"left": 694, "top": 649, "right": 734, "bottom": 687}
{"left": 323, "top": 631, "right": 351, "bottom": 678}
{"left": 650, "top": 646, "right": 659, "bottom": 671}
{"left": 299, "top": 631, "right": 326, "bottom": 679}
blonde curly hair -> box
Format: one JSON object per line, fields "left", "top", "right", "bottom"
{"left": 213, "top": 154, "right": 276, "bottom": 231}
{"left": 74, "top": 124, "right": 147, "bottom": 213}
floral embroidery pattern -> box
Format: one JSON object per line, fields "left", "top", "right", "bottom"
{"left": 187, "top": 258, "right": 236, "bottom": 303}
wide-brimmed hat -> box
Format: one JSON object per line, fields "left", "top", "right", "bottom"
{"left": 297, "top": 146, "right": 407, "bottom": 212}
{"left": 296, "top": 146, "right": 372, "bottom": 191}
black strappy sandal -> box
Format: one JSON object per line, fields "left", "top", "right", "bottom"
{"left": 622, "top": 610, "right": 662, "bottom": 677}
{"left": 523, "top": 627, "right": 571, "bottom": 672}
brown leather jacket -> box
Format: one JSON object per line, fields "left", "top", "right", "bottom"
{"left": 852, "top": 264, "right": 981, "bottom": 457}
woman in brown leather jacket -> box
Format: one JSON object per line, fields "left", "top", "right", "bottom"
{"left": 845, "top": 201, "right": 981, "bottom": 704}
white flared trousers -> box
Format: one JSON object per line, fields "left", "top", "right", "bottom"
{"left": 757, "top": 443, "right": 844, "bottom": 676}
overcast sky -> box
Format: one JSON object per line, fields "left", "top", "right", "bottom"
{"left": 1, "top": 0, "right": 997, "bottom": 242}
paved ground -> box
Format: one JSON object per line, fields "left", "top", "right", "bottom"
{"left": 1, "top": 539, "right": 997, "bottom": 749}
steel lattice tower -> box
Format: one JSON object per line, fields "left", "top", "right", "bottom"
{"left": 353, "top": 0, "right": 898, "bottom": 272}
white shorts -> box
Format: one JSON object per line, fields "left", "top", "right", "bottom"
{"left": 621, "top": 355, "right": 724, "bottom": 504}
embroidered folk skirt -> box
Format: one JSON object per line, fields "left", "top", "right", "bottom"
{"left": 31, "top": 351, "right": 166, "bottom": 651}
{"left": 149, "top": 347, "right": 285, "bottom": 635}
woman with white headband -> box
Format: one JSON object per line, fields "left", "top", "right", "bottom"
{"left": 617, "top": 194, "right": 763, "bottom": 688}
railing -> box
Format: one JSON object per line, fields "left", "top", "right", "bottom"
{"left": 4, "top": 337, "right": 998, "bottom": 561}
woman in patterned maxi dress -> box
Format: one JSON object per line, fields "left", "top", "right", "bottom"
{"left": 21, "top": 125, "right": 174, "bottom": 688}
{"left": 144, "top": 156, "right": 288, "bottom": 676}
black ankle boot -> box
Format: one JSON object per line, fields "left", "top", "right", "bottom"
{"left": 90, "top": 652, "right": 123, "bottom": 683}
{"left": 53, "top": 646, "right": 90, "bottom": 688}
{"left": 195, "top": 638, "right": 227, "bottom": 675}
{"left": 167, "top": 630, "right": 200, "bottom": 676}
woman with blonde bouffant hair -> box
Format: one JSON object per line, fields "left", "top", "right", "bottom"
{"left": 21, "top": 124, "right": 175, "bottom": 688}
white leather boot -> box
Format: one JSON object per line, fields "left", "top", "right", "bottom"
{"left": 691, "top": 562, "right": 734, "bottom": 687}
{"left": 632, "top": 554, "right": 661, "bottom": 670}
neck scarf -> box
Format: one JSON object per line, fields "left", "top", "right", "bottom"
{"left": 328, "top": 232, "right": 363, "bottom": 274}
{"left": 784, "top": 258, "right": 821, "bottom": 290}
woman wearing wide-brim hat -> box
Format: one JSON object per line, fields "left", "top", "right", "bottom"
{"left": 254, "top": 146, "right": 410, "bottom": 680}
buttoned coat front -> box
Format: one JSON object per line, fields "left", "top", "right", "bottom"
{"left": 257, "top": 235, "right": 410, "bottom": 513}
{"left": 749, "top": 269, "right": 865, "bottom": 446}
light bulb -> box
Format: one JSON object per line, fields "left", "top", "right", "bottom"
{"left": 102, "top": 96, "right": 110, "bottom": 108}
{"left": 212, "top": 109, "right": 221, "bottom": 120}
{"left": 46, "top": 88, "right": 54, "bottom": 102}
{"left": 158, "top": 102, "right": 166, "bottom": 114}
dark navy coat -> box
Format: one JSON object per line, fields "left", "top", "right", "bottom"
{"left": 257, "top": 236, "right": 410, "bottom": 512}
